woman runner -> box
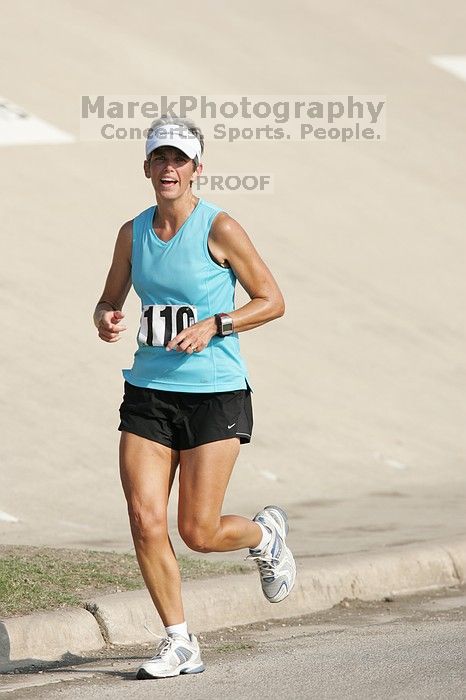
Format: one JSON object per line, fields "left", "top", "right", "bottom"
{"left": 93, "top": 116, "right": 296, "bottom": 679}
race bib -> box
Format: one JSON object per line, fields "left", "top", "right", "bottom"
{"left": 138, "top": 304, "right": 198, "bottom": 347}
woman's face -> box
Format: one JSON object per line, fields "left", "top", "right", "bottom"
{"left": 144, "top": 146, "right": 201, "bottom": 200}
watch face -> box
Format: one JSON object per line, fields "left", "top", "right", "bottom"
{"left": 218, "top": 314, "right": 233, "bottom": 335}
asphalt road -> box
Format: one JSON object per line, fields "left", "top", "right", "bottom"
{"left": 1, "top": 587, "right": 465, "bottom": 699}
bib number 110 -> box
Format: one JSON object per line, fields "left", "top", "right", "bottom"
{"left": 138, "top": 304, "right": 197, "bottom": 347}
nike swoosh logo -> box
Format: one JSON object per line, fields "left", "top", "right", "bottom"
{"left": 228, "top": 423, "right": 236, "bottom": 429}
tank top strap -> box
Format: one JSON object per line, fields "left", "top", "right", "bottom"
{"left": 198, "top": 199, "right": 223, "bottom": 226}
{"left": 193, "top": 199, "right": 223, "bottom": 254}
{"left": 132, "top": 206, "right": 154, "bottom": 246}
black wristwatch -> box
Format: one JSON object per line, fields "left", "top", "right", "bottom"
{"left": 215, "top": 313, "right": 234, "bottom": 337}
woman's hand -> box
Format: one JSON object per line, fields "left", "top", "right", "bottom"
{"left": 96, "top": 309, "right": 127, "bottom": 343}
{"left": 166, "top": 316, "right": 217, "bottom": 354}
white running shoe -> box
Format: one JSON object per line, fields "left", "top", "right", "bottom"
{"left": 136, "top": 633, "right": 205, "bottom": 679}
{"left": 246, "top": 505, "right": 296, "bottom": 603}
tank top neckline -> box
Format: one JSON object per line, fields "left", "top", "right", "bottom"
{"left": 150, "top": 198, "right": 203, "bottom": 246}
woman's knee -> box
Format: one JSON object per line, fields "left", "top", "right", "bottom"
{"left": 128, "top": 504, "right": 168, "bottom": 544}
{"left": 178, "top": 521, "right": 218, "bottom": 553}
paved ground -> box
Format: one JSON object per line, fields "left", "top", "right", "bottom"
{"left": 1, "top": 586, "right": 464, "bottom": 698}
{"left": 0, "top": 0, "right": 464, "bottom": 578}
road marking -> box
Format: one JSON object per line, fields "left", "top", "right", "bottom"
{"left": 385, "top": 458, "right": 407, "bottom": 470}
{"left": 260, "top": 469, "right": 278, "bottom": 481}
{"left": 431, "top": 55, "right": 466, "bottom": 83}
{"left": 373, "top": 452, "right": 407, "bottom": 470}
{"left": 0, "top": 509, "right": 19, "bottom": 523}
{"left": 0, "top": 96, "right": 75, "bottom": 146}
{"left": 58, "top": 520, "right": 94, "bottom": 530}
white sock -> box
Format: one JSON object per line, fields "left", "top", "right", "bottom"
{"left": 165, "top": 621, "right": 189, "bottom": 641}
{"left": 251, "top": 522, "right": 272, "bottom": 552}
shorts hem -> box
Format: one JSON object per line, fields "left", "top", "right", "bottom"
{"left": 118, "top": 426, "right": 251, "bottom": 449}
{"left": 118, "top": 425, "right": 173, "bottom": 450}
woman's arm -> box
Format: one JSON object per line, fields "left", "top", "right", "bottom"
{"left": 167, "top": 213, "right": 285, "bottom": 353}
{"left": 93, "top": 220, "right": 133, "bottom": 343}
{"left": 208, "top": 212, "right": 285, "bottom": 332}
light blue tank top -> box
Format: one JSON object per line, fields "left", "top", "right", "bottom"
{"left": 123, "top": 199, "right": 250, "bottom": 392}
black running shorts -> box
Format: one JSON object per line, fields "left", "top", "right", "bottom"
{"left": 118, "top": 380, "right": 253, "bottom": 450}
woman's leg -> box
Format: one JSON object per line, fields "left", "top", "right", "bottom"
{"left": 177, "top": 438, "right": 263, "bottom": 552}
{"left": 119, "top": 430, "right": 183, "bottom": 626}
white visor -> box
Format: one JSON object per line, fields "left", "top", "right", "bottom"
{"left": 145, "top": 124, "right": 202, "bottom": 162}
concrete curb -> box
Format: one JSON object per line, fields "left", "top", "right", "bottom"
{"left": 1, "top": 536, "right": 465, "bottom": 670}
{"left": 85, "top": 537, "right": 466, "bottom": 645}
{"left": 0, "top": 608, "right": 105, "bottom": 673}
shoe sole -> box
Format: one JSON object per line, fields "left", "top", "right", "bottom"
{"left": 136, "top": 663, "right": 205, "bottom": 679}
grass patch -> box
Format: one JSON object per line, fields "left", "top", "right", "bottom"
{"left": 0, "top": 546, "right": 250, "bottom": 618}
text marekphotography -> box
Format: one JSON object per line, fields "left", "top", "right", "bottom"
{"left": 80, "top": 94, "right": 386, "bottom": 144}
